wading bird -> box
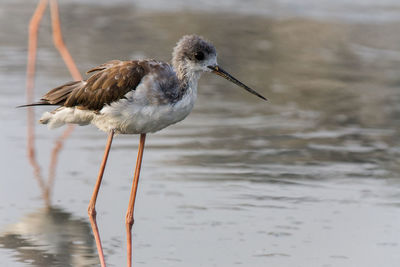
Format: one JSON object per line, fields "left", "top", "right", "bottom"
{"left": 20, "top": 35, "right": 267, "bottom": 267}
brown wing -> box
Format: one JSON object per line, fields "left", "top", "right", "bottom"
{"left": 85, "top": 60, "right": 123, "bottom": 74}
{"left": 39, "top": 60, "right": 150, "bottom": 110}
{"left": 65, "top": 60, "right": 148, "bottom": 110}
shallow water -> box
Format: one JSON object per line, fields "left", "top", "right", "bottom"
{"left": 1, "top": 1, "right": 400, "bottom": 266}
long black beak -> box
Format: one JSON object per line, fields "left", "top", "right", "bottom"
{"left": 207, "top": 65, "right": 267, "bottom": 101}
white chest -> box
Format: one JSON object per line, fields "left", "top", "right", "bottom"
{"left": 93, "top": 86, "right": 197, "bottom": 134}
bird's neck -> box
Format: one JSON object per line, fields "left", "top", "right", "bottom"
{"left": 173, "top": 61, "right": 201, "bottom": 94}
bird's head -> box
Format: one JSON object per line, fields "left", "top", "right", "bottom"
{"left": 172, "top": 35, "right": 267, "bottom": 101}
{"left": 172, "top": 34, "right": 217, "bottom": 73}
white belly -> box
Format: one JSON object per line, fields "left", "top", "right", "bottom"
{"left": 92, "top": 88, "right": 196, "bottom": 134}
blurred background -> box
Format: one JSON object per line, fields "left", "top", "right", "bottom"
{"left": 1, "top": 0, "right": 400, "bottom": 266}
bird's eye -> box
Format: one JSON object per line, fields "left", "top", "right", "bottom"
{"left": 194, "top": 51, "right": 205, "bottom": 61}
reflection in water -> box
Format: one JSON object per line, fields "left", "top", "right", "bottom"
{"left": 25, "top": 0, "right": 80, "bottom": 207}
{"left": 10, "top": 2, "right": 98, "bottom": 266}
{"left": 0, "top": 207, "right": 98, "bottom": 266}
{"left": 25, "top": 0, "right": 50, "bottom": 206}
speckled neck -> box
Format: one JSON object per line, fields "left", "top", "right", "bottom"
{"left": 171, "top": 58, "right": 201, "bottom": 99}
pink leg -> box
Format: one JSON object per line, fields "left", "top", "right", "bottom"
{"left": 126, "top": 133, "right": 146, "bottom": 267}
{"left": 88, "top": 130, "right": 115, "bottom": 267}
{"left": 49, "top": 0, "right": 81, "bottom": 80}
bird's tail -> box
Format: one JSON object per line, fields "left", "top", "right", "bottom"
{"left": 16, "top": 101, "right": 53, "bottom": 108}
{"left": 17, "top": 80, "right": 82, "bottom": 108}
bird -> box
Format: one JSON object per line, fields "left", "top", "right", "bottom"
{"left": 19, "top": 34, "right": 267, "bottom": 267}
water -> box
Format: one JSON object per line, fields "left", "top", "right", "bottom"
{"left": 1, "top": 1, "right": 400, "bottom": 266}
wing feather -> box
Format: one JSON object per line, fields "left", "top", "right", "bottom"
{"left": 40, "top": 60, "right": 150, "bottom": 110}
